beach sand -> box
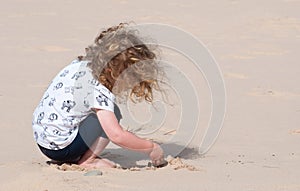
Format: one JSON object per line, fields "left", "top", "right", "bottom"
{"left": 0, "top": 0, "right": 300, "bottom": 190}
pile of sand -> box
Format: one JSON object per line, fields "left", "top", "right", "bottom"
{"left": 49, "top": 155, "right": 199, "bottom": 173}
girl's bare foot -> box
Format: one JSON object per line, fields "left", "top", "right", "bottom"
{"left": 79, "top": 157, "right": 116, "bottom": 169}
{"left": 102, "top": 158, "right": 116, "bottom": 167}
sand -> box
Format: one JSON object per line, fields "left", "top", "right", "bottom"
{"left": 0, "top": 0, "right": 300, "bottom": 190}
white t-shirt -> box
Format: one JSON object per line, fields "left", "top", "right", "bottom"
{"left": 32, "top": 60, "right": 115, "bottom": 150}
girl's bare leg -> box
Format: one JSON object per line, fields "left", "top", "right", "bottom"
{"left": 78, "top": 137, "right": 115, "bottom": 169}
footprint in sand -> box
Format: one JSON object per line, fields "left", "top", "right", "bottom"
{"left": 38, "top": 45, "right": 71, "bottom": 52}
{"left": 225, "top": 49, "right": 288, "bottom": 60}
{"left": 225, "top": 54, "right": 255, "bottom": 60}
{"left": 24, "top": 45, "right": 71, "bottom": 52}
{"left": 247, "top": 17, "right": 300, "bottom": 38}
{"left": 225, "top": 72, "right": 248, "bottom": 79}
{"left": 247, "top": 88, "right": 300, "bottom": 99}
{"left": 8, "top": 12, "right": 57, "bottom": 18}
{"left": 290, "top": 129, "right": 300, "bottom": 134}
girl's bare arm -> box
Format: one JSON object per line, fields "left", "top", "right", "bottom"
{"left": 96, "top": 109, "right": 154, "bottom": 154}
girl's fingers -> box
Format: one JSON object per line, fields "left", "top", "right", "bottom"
{"left": 152, "top": 158, "right": 168, "bottom": 168}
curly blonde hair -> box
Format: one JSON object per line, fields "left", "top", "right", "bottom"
{"left": 79, "top": 23, "right": 163, "bottom": 103}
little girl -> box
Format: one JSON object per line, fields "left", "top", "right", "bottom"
{"left": 32, "top": 23, "right": 165, "bottom": 169}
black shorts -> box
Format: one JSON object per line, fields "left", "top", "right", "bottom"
{"left": 38, "top": 106, "right": 122, "bottom": 163}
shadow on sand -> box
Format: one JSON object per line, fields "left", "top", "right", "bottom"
{"left": 101, "top": 143, "right": 202, "bottom": 168}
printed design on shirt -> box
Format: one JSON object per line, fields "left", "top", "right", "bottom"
{"left": 102, "top": 86, "right": 112, "bottom": 95}
{"left": 88, "top": 79, "right": 100, "bottom": 86}
{"left": 62, "top": 116, "right": 76, "bottom": 126}
{"left": 96, "top": 92, "right": 109, "bottom": 106}
{"left": 39, "top": 125, "right": 48, "bottom": 137}
{"left": 53, "top": 82, "right": 63, "bottom": 91}
{"left": 100, "top": 87, "right": 115, "bottom": 102}
{"left": 48, "top": 113, "right": 58, "bottom": 122}
{"left": 83, "top": 92, "right": 92, "bottom": 108}
{"left": 59, "top": 69, "right": 69, "bottom": 77}
{"left": 39, "top": 93, "right": 49, "bottom": 107}
{"left": 68, "top": 126, "right": 77, "bottom": 135}
{"left": 61, "top": 100, "right": 76, "bottom": 112}
{"left": 71, "top": 60, "right": 80, "bottom": 65}
{"left": 71, "top": 71, "right": 86, "bottom": 80}
{"left": 49, "top": 142, "right": 59, "bottom": 150}
{"left": 64, "top": 83, "right": 83, "bottom": 95}
{"left": 33, "top": 60, "right": 117, "bottom": 150}
{"left": 48, "top": 98, "right": 56, "bottom": 106}
{"left": 40, "top": 132, "right": 47, "bottom": 140}
{"left": 34, "top": 131, "right": 38, "bottom": 141}
{"left": 37, "top": 112, "right": 45, "bottom": 124}
{"left": 38, "top": 125, "right": 48, "bottom": 141}
{"left": 53, "top": 129, "right": 61, "bottom": 136}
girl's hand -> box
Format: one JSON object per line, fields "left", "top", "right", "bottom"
{"left": 149, "top": 143, "right": 167, "bottom": 167}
